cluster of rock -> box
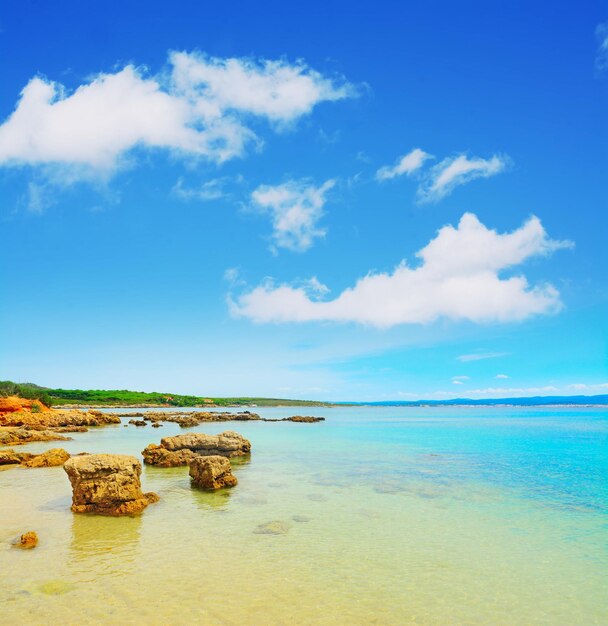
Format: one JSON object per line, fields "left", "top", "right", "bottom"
{"left": 63, "top": 454, "right": 159, "bottom": 516}
{"left": 0, "top": 427, "right": 71, "bottom": 447}
{"left": 142, "top": 431, "right": 251, "bottom": 467}
{"left": 1, "top": 408, "right": 120, "bottom": 432}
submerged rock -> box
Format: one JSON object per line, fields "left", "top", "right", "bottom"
{"left": 15, "top": 531, "right": 38, "bottom": 549}
{"left": 63, "top": 454, "right": 159, "bottom": 516}
{"left": 22, "top": 448, "right": 70, "bottom": 468}
{"left": 189, "top": 455, "right": 238, "bottom": 490}
{"left": 253, "top": 520, "right": 291, "bottom": 535}
{"left": 142, "top": 431, "right": 251, "bottom": 467}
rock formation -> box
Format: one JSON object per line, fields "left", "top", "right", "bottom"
{"left": 0, "top": 405, "right": 120, "bottom": 431}
{"left": 142, "top": 430, "right": 251, "bottom": 467}
{"left": 0, "top": 427, "right": 71, "bottom": 447}
{"left": 189, "top": 455, "right": 238, "bottom": 490}
{"left": 16, "top": 531, "right": 38, "bottom": 549}
{"left": 22, "top": 448, "right": 70, "bottom": 468}
{"left": 0, "top": 448, "right": 34, "bottom": 465}
{"left": 63, "top": 454, "right": 159, "bottom": 516}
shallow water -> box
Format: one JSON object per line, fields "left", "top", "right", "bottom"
{"left": 1, "top": 406, "right": 607, "bottom": 625}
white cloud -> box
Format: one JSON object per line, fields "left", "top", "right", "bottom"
{"left": 452, "top": 380, "right": 464, "bottom": 385}
{"left": 23, "top": 181, "right": 55, "bottom": 214}
{"left": 251, "top": 179, "right": 335, "bottom": 252}
{"left": 173, "top": 175, "right": 243, "bottom": 201}
{"left": 452, "top": 376, "right": 470, "bottom": 383}
{"left": 232, "top": 212, "right": 573, "bottom": 327}
{"left": 495, "top": 373, "right": 509, "bottom": 379}
{"left": 417, "top": 154, "right": 509, "bottom": 203}
{"left": 0, "top": 51, "right": 354, "bottom": 177}
{"left": 596, "top": 22, "right": 608, "bottom": 71}
{"left": 457, "top": 352, "right": 510, "bottom": 362}
{"left": 463, "top": 386, "right": 559, "bottom": 396}
{"left": 566, "top": 382, "right": 608, "bottom": 392}
{"left": 376, "top": 148, "right": 432, "bottom": 181}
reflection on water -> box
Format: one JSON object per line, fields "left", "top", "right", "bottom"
{"left": 0, "top": 406, "right": 606, "bottom": 625}
{"left": 70, "top": 514, "right": 142, "bottom": 566}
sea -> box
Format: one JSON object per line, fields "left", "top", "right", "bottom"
{"left": 1, "top": 406, "right": 606, "bottom": 625}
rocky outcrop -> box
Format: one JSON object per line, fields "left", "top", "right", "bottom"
{"left": 0, "top": 408, "right": 120, "bottom": 431}
{"left": 0, "top": 448, "right": 34, "bottom": 465}
{"left": 143, "top": 410, "right": 261, "bottom": 428}
{"left": 63, "top": 454, "right": 159, "bottom": 516}
{"left": 22, "top": 448, "right": 70, "bottom": 468}
{"left": 128, "top": 419, "right": 147, "bottom": 427}
{"left": 284, "top": 415, "right": 325, "bottom": 423}
{"left": 142, "top": 431, "right": 251, "bottom": 467}
{"left": 0, "top": 427, "right": 71, "bottom": 447}
{"left": 189, "top": 455, "right": 238, "bottom": 490}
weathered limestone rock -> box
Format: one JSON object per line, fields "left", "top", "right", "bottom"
{"left": 0, "top": 448, "right": 34, "bottom": 465}
{"left": 285, "top": 415, "right": 325, "bottom": 423}
{"left": 22, "top": 448, "right": 71, "bottom": 468}
{"left": 64, "top": 454, "right": 159, "bottom": 516}
{"left": 16, "top": 531, "right": 38, "bottom": 549}
{"left": 142, "top": 430, "right": 251, "bottom": 467}
{"left": 128, "top": 419, "right": 147, "bottom": 427}
{"left": 189, "top": 455, "right": 238, "bottom": 490}
{"left": 0, "top": 427, "right": 71, "bottom": 447}
{"left": 1, "top": 408, "right": 120, "bottom": 430}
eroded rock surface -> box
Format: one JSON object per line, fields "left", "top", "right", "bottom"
{"left": 0, "top": 448, "right": 34, "bottom": 465}
{"left": 22, "top": 448, "right": 70, "bottom": 468}
{"left": 0, "top": 427, "right": 71, "bottom": 447}
{"left": 1, "top": 408, "right": 120, "bottom": 431}
{"left": 143, "top": 431, "right": 251, "bottom": 467}
{"left": 16, "top": 531, "right": 38, "bottom": 549}
{"left": 189, "top": 455, "right": 238, "bottom": 490}
{"left": 64, "top": 454, "right": 159, "bottom": 516}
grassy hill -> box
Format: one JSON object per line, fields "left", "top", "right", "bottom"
{"left": 0, "top": 382, "right": 330, "bottom": 407}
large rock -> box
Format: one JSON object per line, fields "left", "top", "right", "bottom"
{"left": 63, "top": 454, "right": 159, "bottom": 516}
{"left": 142, "top": 430, "right": 251, "bottom": 467}
{"left": 189, "top": 455, "right": 238, "bottom": 490}
{"left": 0, "top": 407, "right": 120, "bottom": 430}
{"left": 0, "top": 448, "right": 34, "bottom": 465}
{"left": 22, "top": 448, "right": 71, "bottom": 468}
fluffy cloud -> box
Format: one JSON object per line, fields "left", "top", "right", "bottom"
{"left": 376, "top": 148, "right": 432, "bottom": 181}
{"left": 417, "top": 154, "right": 509, "bottom": 203}
{"left": 495, "top": 374, "right": 509, "bottom": 379}
{"left": 231, "top": 212, "right": 572, "bottom": 327}
{"left": 251, "top": 179, "right": 335, "bottom": 252}
{"left": 0, "top": 51, "right": 354, "bottom": 176}
{"left": 452, "top": 376, "right": 470, "bottom": 384}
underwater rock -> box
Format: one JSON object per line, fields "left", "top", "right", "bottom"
{"left": 189, "top": 455, "right": 238, "bottom": 490}
{"left": 253, "top": 521, "right": 291, "bottom": 535}
{"left": 22, "top": 448, "right": 70, "bottom": 468}
{"left": 142, "top": 431, "right": 251, "bottom": 466}
{"left": 64, "top": 454, "right": 159, "bottom": 516}
{"left": 292, "top": 515, "right": 312, "bottom": 523}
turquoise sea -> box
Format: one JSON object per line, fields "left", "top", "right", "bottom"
{"left": 1, "top": 406, "right": 607, "bottom": 625}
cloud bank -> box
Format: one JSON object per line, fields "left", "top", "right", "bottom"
{"left": 0, "top": 51, "right": 354, "bottom": 177}
{"left": 417, "top": 154, "right": 509, "bottom": 203}
{"left": 376, "top": 148, "right": 432, "bottom": 181}
{"left": 232, "top": 213, "right": 572, "bottom": 327}
{"left": 251, "top": 179, "right": 335, "bottom": 252}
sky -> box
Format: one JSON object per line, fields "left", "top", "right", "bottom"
{"left": 1, "top": 0, "right": 607, "bottom": 401}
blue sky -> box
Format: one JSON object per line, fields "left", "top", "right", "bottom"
{"left": 1, "top": 0, "right": 607, "bottom": 400}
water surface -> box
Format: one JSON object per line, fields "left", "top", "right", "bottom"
{"left": 1, "top": 406, "right": 606, "bottom": 625}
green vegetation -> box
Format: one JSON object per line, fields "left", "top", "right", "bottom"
{"left": 0, "top": 381, "right": 330, "bottom": 408}
{"left": 0, "top": 381, "right": 53, "bottom": 407}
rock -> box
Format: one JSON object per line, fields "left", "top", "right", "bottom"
{"left": 0, "top": 448, "right": 34, "bottom": 465}
{"left": 0, "top": 427, "right": 71, "bottom": 447}
{"left": 284, "top": 415, "right": 325, "bottom": 423}
{"left": 151, "top": 422, "right": 163, "bottom": 428}
{"left": 142, "top": 430, "right": 251, "bottom": 467}
{"left": 22, "top": 448, "right": 70, "bottom": 468}
{"left": 189, "top": 455, "right": 238, "bottom": 490}
{"left": 253, "top": 521, "right": 291, "bottom": 535}
{"left": 128, "top": 419, "right": 147, "bottom": 427}
{"left": 0, "top": 408, "right": 120, "bottom": 430}
{"left": 292, "top": 515, "right": 312, "bottom": 523}
{"left": 16, "top": 531, "right": 38, "bottom": 549}
{"left": 63, "top": 454, "right": 159, "bottom": 516}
